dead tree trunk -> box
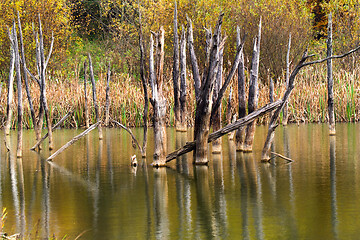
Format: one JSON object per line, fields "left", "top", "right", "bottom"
{"left": 12, "top": 23, "right": 23, "bottom": 158}
{"left": 261, "top": 45, "right": 360, "bottom": 161}
{"left": 187, "top": 16, "right": 201, "bottom": 101}
{"left": 150, "top": 29, "right": 167, "bottom": 167}
{"left": 212, "top": 35, "right": 224, "bottom": 153}
{"left": 226, "top": 87, "right": 236, "bottom": 140}
{"left": 193, "top": 14, "right": 224, "bottom": 165}
{"left": 17, "top": 13, "right": 38, "bottom": 140}
{"left": 269, "top": 77, "right": 274, "bottom": 120}
{"left": 88, "top": 53, "right": 103, "bottom": 140}
{"left": 172, "top": 1, "right": 181, "bottom": 130}
{"left": 84, "top": 61, "right": 90, "bottom": 128}
{"left": 138, "top": 7, "right": 148, "bottom": 157}
{"left": 178, "top": 26, "right": 187, "bottom": 132}
{"left": 327, "top": 13, "right": 335, "bottom": 135}
{"left": 105, "top": 63, "right": 111, "bottom": 126}
{"left": 35, "top": 34, "right": 44, "bottom": 147}
{"left": 243, "top": 19, "right": 261, "bottom": 152}
{"left": 5, "top": 29, "right": 15, "bottom": 136}
{"left": 282, "top": 33, "right": 291, "bottom": 126}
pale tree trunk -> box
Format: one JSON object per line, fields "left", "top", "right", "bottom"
{"left": 35, "top": 34, "right": 44, "bottom": 148}
{"left": 5, "top": 30, "right": 15, "bottom": 136}
{"left": 327, "top": 13, "right": 335, "bottom": 135}
{"left": 282, "top": 33, "right": 291, "bottom": 126}
{"left": 244, "top": 18, "right": 261, "bottom": 152}
{"left": 172, "top": 1, "right": 181, "bottom": 130}
{"left": 178, "top": 26, "right": 187, "bottom": 132}
{"left": 12, "top": 23, "right": 23, "bottom": 158}
{"left": 105, "top": 63, "right": 111, "bottom": 126}
{"left": 235, "top": 26, "right": 247, "bottom": 151}
{"left": 150, "top": 28, "right": 167, "bottom": 167}
{"left": 88, "top": 53, "right": 103, "bottom": 140}
{"left": 84, "top": 61, "right": 90, "bottom": 128}
{"left": 227, "top": 87, "right": 236, "bottom": 140}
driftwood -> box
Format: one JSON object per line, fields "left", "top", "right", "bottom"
{"left": 282, "top": 33, "right": 291, "bottom": 126}
{"left": 243, "top": 18, "right": 261, "bottom": 152}
{"left": 269, "top": 152, "right": 293, "bottom": 162}
{"left": 327, "top": 13, "right": 335, "bottom": 135}
{"left": 47, "top": 121, "right": 100, "bottom": 161}
{"left": 5, "top": 27, "right": 15, "bottom": 136}
{"left": 110, "top": 119, "right": 143, "bottom": 155}
{"left": 138, "top": 7, "right": 148, "bottom": 157}
{"left": 105, "top": 63, "right": 111, "bottom": 126}
{"left": 31, "top": 109, "right": 74, "bottom": 151}
{"left": 88, "top": 53, "right": 103, "bottom": 140}
{"left": 187, "top": 16, "right": 201, "bottom": 101}
{"left": 261, "top": 45, "right": 360, "bottom": 161}
{"left": 83, "top": 60, "right": 90, "bottom": 128}
{"left": 166, "top": 100, "right": 282, "bottom": 162}
{"left": 178, "top": 26, "right": 187, "bottom": 131}
{"left": 172, "top": 1, "right": 181, "bottom": 130}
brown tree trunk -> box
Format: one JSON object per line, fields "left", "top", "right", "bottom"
{"left": 150, "top": 29, "right": 167, "bottom": 167}
{"left": 88, "top": 53, "right": 103, "bottom": 140}
{"left": 226, "top": 87, "right": 236, "bottom": 140}
{"left": 327, "top": 13, "right": 335, "bottom": 135}
{"left": 269, "top": 77, "right": 274, "bottom": 120}
{"left": 178, "top": 26, "right": 187, "bottom": 132}
{"left": 105, "top": 63, "right": 111, "bottom": 126}
{"left": 172, "top": 1, "right": 181, "bottom": 130}
{"left": 243, "top": 19, "right": 261, "bottom": 152}
{"left": 282, "top": 33, "right": 291, "bottom": 126}
{"left": 84, "top": 61, "right": 90, "bottom": 128}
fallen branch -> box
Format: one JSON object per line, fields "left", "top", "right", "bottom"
{"left": 110, "top": 119, "right": 143, "bottom": 155}
{"left": 270, "top": 151, "right": 293, "bottom": 162}
{"left": 47, "top": 121, "right": 100, "bottom": 161}
{"left": 31, "top": 109, "right": 74, "bottom": 151}
{"left": 166, "top": 99, "right": 282, "bottom": 162}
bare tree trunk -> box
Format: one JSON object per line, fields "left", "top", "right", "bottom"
{"left": 327, "top": 13, "right": 335, "bottom": 135}
{"left": 193, "top": 14, "right": 224, "bottom": 165}
{"left": 212, "top": 37, "right": 224, "bottom": 153}
{"left": 138, "top": 8, "right": 148, "bottom": 157}
{"left": 243, "top": 19, "right": 261, "bottom": 152}
{"left": 84, "top": 61, "right": 90, "bottom": 128}
{"left": 12, "top": 23, "right": 23, "bottom": 158}
{"left": 172, "top": 1, "right": 181, "bottom": 130}
{"left": 88, "top": 53, "right": 103, "bottom": 140}
{"left": 17, "top": 13, "right": 38, "bottom": 140}
{"left": 178, "top": 26, "right": 187, "bottom": 132}
{"left": 35, "top": 34, "right": 44, "bottom": 148}
{"left": 282, "top": 33, "right": 291, "bottom": 126}
{"left": 105, "top": 63, "right": 111, "bottom": 126}
{"left": 269, "top": 77, "right": 274, "bottom": 120}
{"left": 5, "top": 30, "right": 15, "bottom": 136}
{"left": 187, "top": 16, "right": 201, "bottom": 102}
{"left": 150, "top": 29, "right": 167, "bottom": 167}
{"left": 226, "top": 87, "right": 236, "bottom": 140}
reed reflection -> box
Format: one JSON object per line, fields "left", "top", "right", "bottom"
{"left": 330, "top": 136, "right": 338, "bottom": 239}
{"left": 153, "top": 168, "right": 169, "bottom": 239}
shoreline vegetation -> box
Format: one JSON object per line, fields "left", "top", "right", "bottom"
{"left": 0, "top": 63, "right": 359, "bottom": 130}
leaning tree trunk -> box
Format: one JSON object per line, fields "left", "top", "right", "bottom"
{"left": 243, "top": 18, "right": 261, "bottom": 152}
{"left": 5, "top": 31, "right": 15, "bottom": 136}
{"left": 172, "top": 1, "right": 181, "bottom": 130}
{"left": 88, "top": 53, "right": 103, "bottom": 140}
{"left": 178, "top": 26, "right": 187, "bottom": 132}
{"left": 12, "top": 23, "right": 23, "bottom": 158}
{"left": 84, "top": 61, "right": 90, "bottom": 128}
{"left": 193, "top": 14, "right": 224, "bottom": 165}
{"left": 282, "top": 33, "right": 291, "bottom": 126}
{"left": 327, "top": 13, "right": 335, "bottom": 135}
{"left": 150, "top": 28, "right": 167, "bottom": 167}
{"left": 212, "top": 37, "right": 224, "bottom": 154}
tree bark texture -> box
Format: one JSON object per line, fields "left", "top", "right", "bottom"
{"left": 282, "top": 33, "right": 291, "bottom": 126}
{"left": 269, "top": 77, "right": 274, "bottom": 120}
{"left": 327, "top": 13, "right": 335, "bottom": 135}
{"left": 178, "top": 26, "right": 187, "bottom": 131}
{"left": 5, "top": 30, "right": 15, "bottom": 136}
{"left": 150, "top": 31, "right": 167, "bottom": 167}
{"left": 88, "top": 53, "right": 103, "bottom": 140}
{"left": 244, "top": 19, "right": 261, "bottom": 152}
{"left": 105, "top": 63, "right": 111, "bottom": 126}
{"left": 172, "top": 1, "right": 181, "bottom": 130}
{"left": 84, "top": 61, "right": 90, "bottom": 128}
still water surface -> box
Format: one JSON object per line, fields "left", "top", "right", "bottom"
{"left": 1, "top": 124, "right": 360, "bottom": 239}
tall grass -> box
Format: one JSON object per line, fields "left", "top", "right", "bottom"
{"left": 1, "top": 63, "right": 359, "bottom": 129}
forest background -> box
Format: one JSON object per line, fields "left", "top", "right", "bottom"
{"left": 0, "top": 0, "right": 359, "bottom": 128}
